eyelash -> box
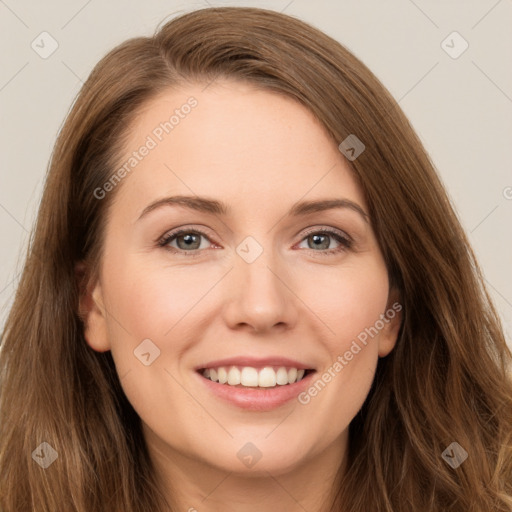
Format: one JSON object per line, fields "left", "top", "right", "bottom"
{"left": 157, "top": 226, "right": 353, "bottom": 258}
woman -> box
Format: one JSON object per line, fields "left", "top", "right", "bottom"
{"left": 0, "top": 6, "right": 511, "bottom": 511}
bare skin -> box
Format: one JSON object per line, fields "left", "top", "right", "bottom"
{"left": 80, "top": 80, "right": 402, "bottom": 512}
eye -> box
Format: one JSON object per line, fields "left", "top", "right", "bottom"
{"left": 158, "top": 227, "right": 214, "bottom": 256}
{"left": 296, "top": 228, "right": 352, "bottom": 256}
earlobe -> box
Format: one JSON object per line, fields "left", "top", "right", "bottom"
{"left": 378, "top": 292, "right": 403, "bottom": 358}
{"left": 75, "top": 262, "right": 111, "bottom": 353}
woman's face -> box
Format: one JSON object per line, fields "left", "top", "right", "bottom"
{"left": 82, "top": 80, "right": 401, "bottom": 478}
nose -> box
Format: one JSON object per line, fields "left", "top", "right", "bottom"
{"left": 222, "top": 246, "right": 298, "bottom": 334}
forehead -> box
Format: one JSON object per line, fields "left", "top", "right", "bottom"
{"left": 111, "top": 80, "right": 365, "bottom": 218}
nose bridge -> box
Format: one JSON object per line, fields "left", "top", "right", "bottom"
{"left": 236, "top": 235, "right": 285, "bottom": 301}
{"left": 223, "top": 234, "right": 297, "bottom": 331}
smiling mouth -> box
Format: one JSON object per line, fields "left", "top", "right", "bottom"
{"left": 197, "top": 366, "right": 316, "bottom": 388}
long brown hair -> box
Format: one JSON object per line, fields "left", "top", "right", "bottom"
{"left": 1, "top": 6, "right": 511, "bottom": 511}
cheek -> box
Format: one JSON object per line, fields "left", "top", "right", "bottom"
{"left": 293, "top": 260, "right": 388, "bottom": 423}
{"left": 306, "top": 259, "right": 390, "bottom": 344}
{"left": 99, "top": 259, "right": 210, "bottom": 446}
{"left": 297, "top": 336, "right": 382, "bottom": 447}
{"left": 103, "top": 254, "right": 220, "bottom": 341}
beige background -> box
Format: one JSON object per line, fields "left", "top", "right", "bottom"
{"left": 0, "top": 0, "right": 511, "bottom": 347}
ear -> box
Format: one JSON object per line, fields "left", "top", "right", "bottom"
{"left": 377, "top": 288, "right": 403, "bottom": 358}
{"left": 75, "top": 261, "right": 111, "bottom": 352}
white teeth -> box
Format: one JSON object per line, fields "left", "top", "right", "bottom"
{"left": 241, "top": 367, "right": 259, "bottom": 386}
{"left": 258, "top": 367, "right": 276, "bottom": 387}
{"left": 287, "top": 367, "right": 297, "bottom": 383}
{"left": 227, "top": 366, "right": 241, "bottom": 385}
{"left": 201, "top": 365, "right": 310, "bottom": 387}
{"left": 276, "top": 367, "right": 289, "bottom": 385}
{"left": 218, "top": 367, "right": 228, "bottom": 384}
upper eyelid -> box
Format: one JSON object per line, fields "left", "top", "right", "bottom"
{"left": 300, "top": 225, "right": 351, "bottom": 239}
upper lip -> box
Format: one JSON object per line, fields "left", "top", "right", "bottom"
{"left": 195, "top": 356, "right": 315, "bottom": 371}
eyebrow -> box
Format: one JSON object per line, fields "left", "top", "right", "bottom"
{"left": 137, "top": 195, "right": 369, "bottom": 223}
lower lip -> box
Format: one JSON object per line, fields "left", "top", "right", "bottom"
{"left": 195, "top": 370, "right": 316, "bottom": 411}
